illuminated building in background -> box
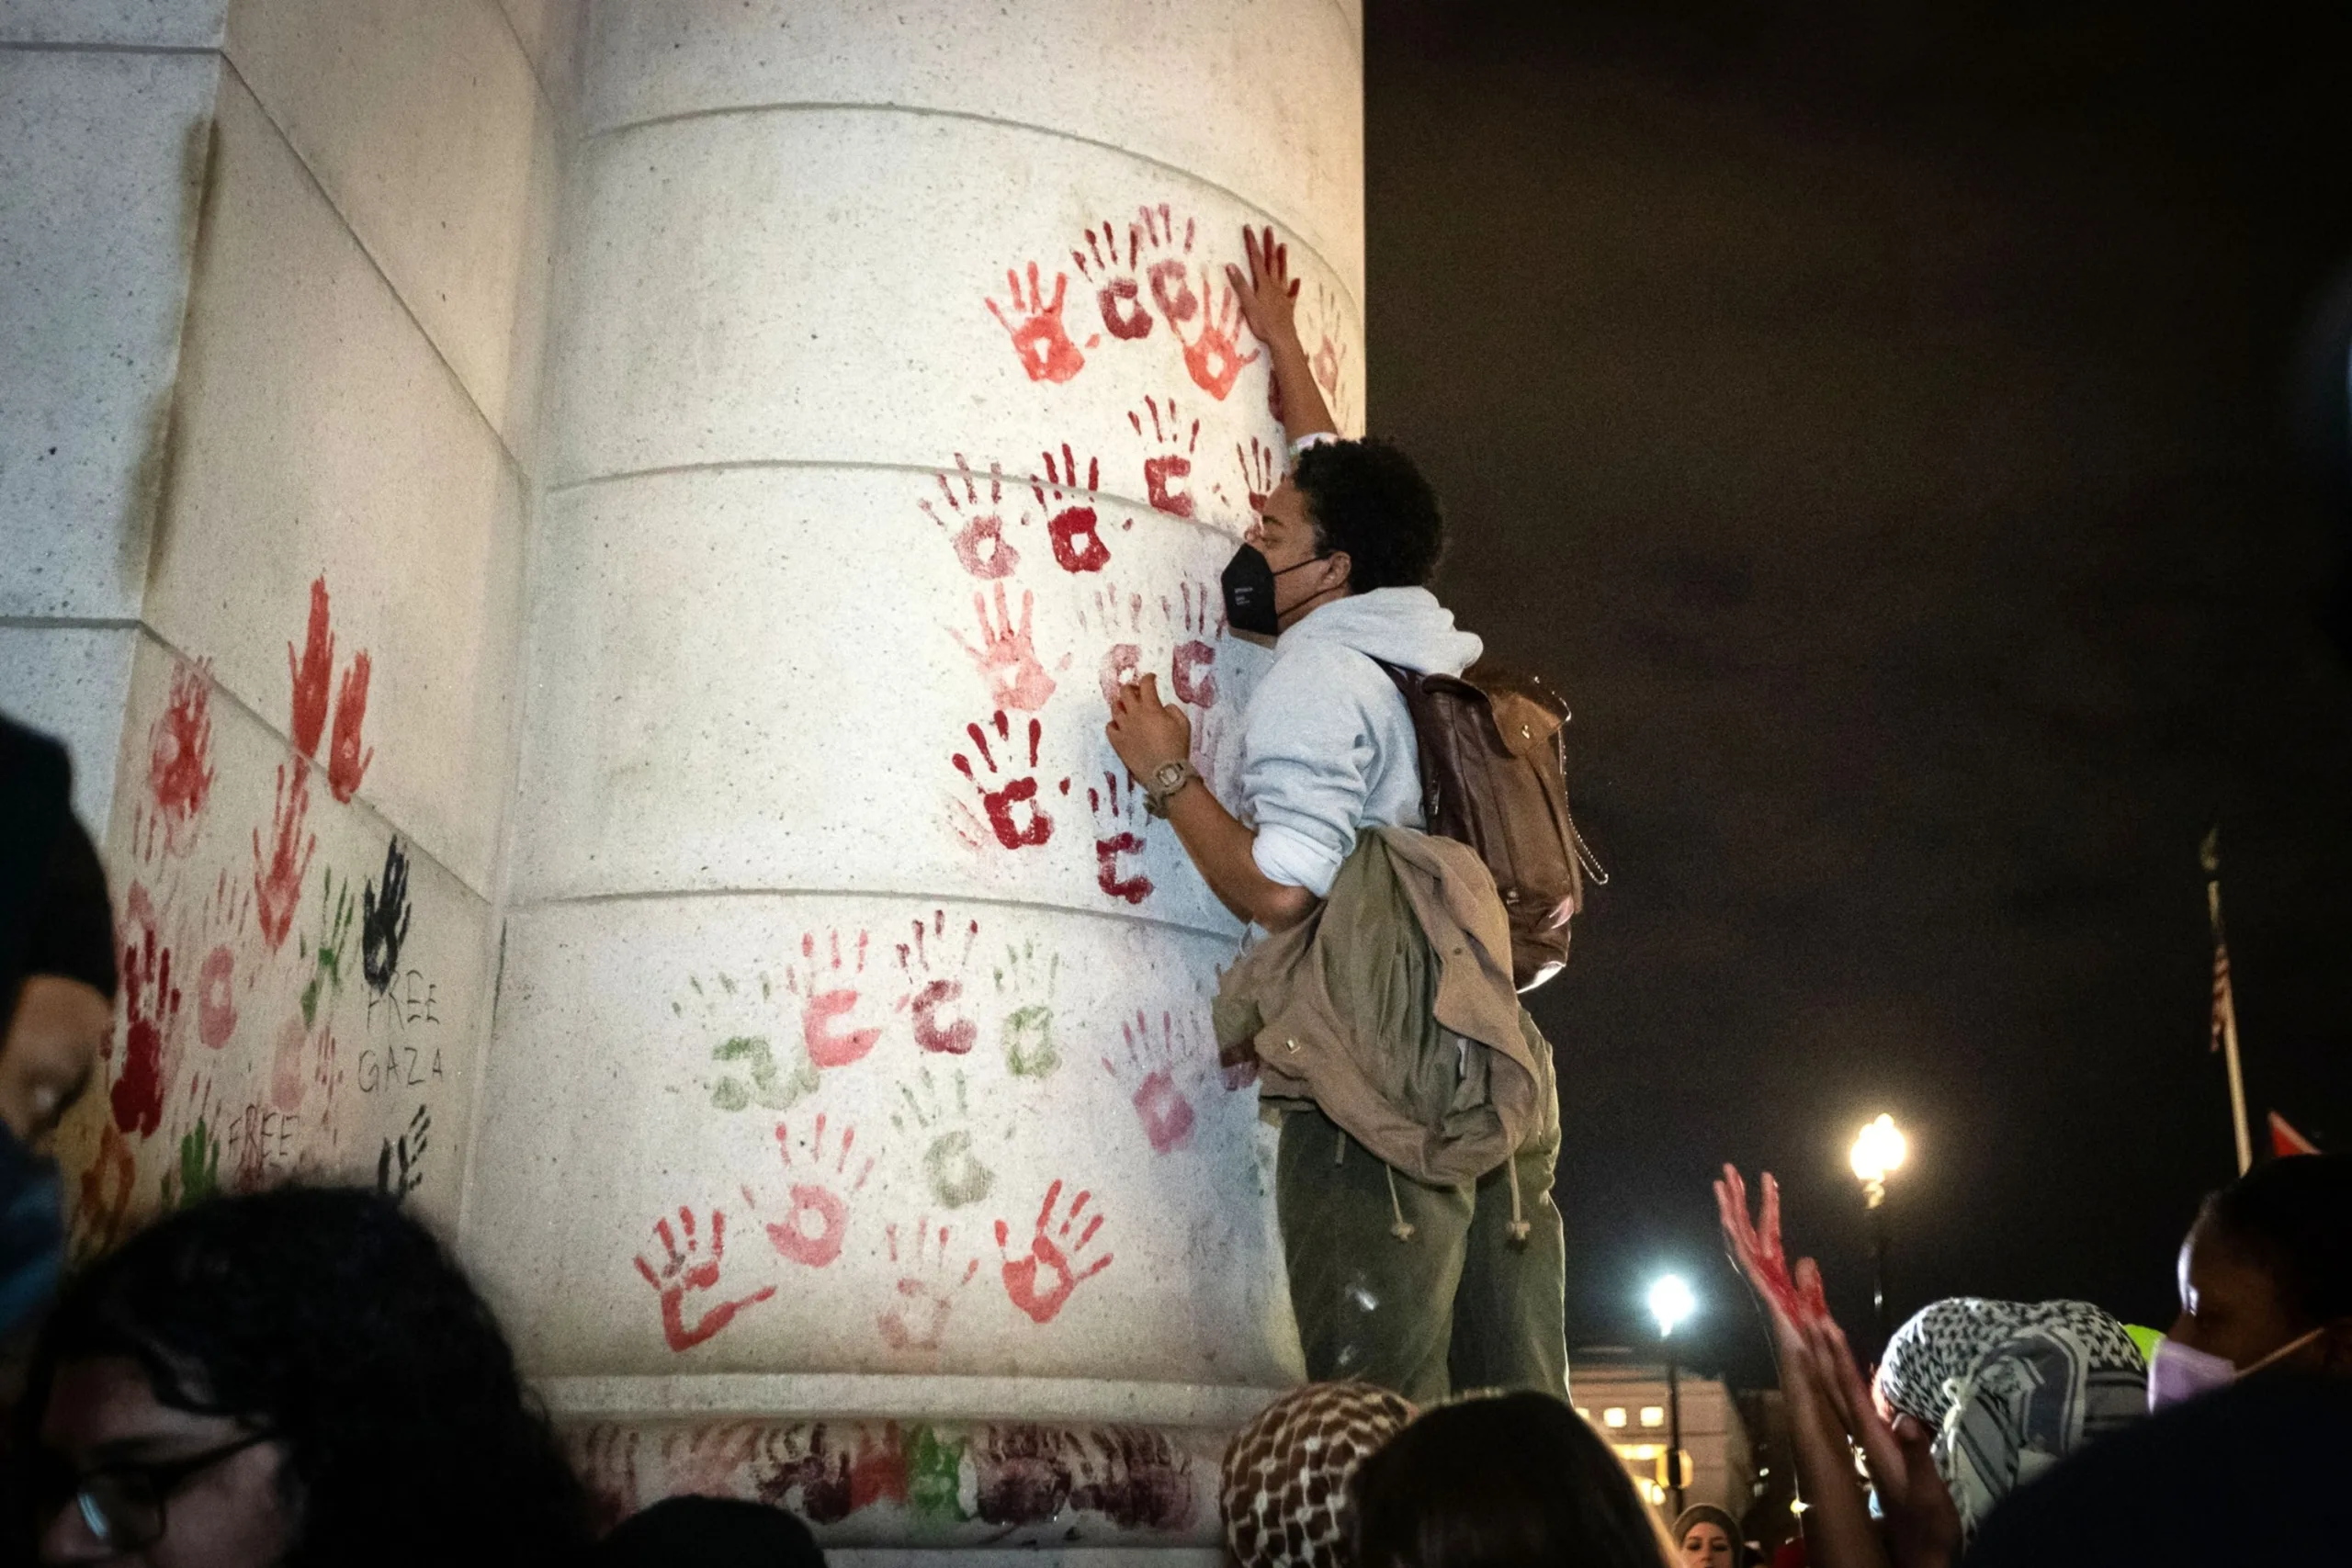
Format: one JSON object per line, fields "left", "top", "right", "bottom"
{"left": 1573, "top": 1352, "right": 1756, "bottom": 1526}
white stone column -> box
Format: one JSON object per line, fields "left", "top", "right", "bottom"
{"left": 461, "top": 1, "right": 1365, "bottom": 1552}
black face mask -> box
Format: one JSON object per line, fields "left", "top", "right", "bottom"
{"left": 1222, "top": 545, "right": 1332, "bottom": 639}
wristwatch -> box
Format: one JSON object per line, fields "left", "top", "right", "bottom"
{"left": 1141, "top": 759, "right": 1200, "bottom": 818}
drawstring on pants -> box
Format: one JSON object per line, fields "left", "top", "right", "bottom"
{"left": 1384, "top": 1166, "right": 1416, "bottom": 1243}
{"left": 1504, "top": 1156, "right": 1532, "bottom": 1247}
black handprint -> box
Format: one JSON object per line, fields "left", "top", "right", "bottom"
{"left": 376, "top": 1103, "right": 429, "bottom": 1201}
{"left": 362, "top": 837, "right": 413, "bottom": 995}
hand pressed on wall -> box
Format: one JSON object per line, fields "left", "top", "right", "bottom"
{"left": 1105, "top": 673, "right": 1192, "bottom": 781}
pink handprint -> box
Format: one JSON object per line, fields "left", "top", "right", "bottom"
{"left": 986, "top": 262, "right": 1087, "bottom": 384}
{"left": 1175, "top": 269, "right": 1261, "bottom": 401}
{"left": 1128, "top": 396, "right": 1200, "bottom": 518}
{"left": 763, "top": 1114, "right": 875, "bottom": 1269}
{"left": 1161, "top": 582, "right": 1222, "bottom": 710}
{"left": 953, "top": 581, "right": 1058, "bottom": 712}
{"left": 634, "top": 1206, "right": 775, "bottom": 1352}
{"left": 877, "top": 1217, "right": 980, "bottom": 1351}
{"left": 785, "top": 930, "right": 886, "bottom": 1069}
{"left": 1034, "top": 446, "right": 1123, "bottom": 574}
{"left": 1078, "top": 579, "right": 1146, "bottom": 709}
{"left": 996, "top": 1179, "right": 1114, "bottom": 1325}
{"left": 1072, "top": 220, "right": 1153, "bottom": 342}
{"left": 949, "top": 711, "right": 1066, "bottom": 851}
{"left": 1086, "top": 772, "right": 1152, "bottom": 906}
{"left": 1102, "top": 1010, "right": 1204, "bottom": 1155}
{"left": 921, "top": 457, "right": 1023, "bottom": 581}
{"left": 895, "top": 909, "right": 980, "bottom": 1056}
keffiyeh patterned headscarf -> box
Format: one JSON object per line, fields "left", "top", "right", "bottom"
{"left": 1878, "top": 1298, "right": 2147, "bottom": 1543}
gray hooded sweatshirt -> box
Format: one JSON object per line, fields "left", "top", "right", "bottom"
{"left": 1240, "top": 586, "right": 1484, "bottom": 897}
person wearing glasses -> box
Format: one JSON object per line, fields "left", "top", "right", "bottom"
{"left": 16, "top": 1186, "right": 590, "bottom": 1566}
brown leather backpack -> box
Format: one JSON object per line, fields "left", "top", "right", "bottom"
{"left": 1375, "top": 659, "right": 1604, "bottom": 991}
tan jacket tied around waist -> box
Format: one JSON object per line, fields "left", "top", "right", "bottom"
{"left": 1213, "top": 826, "right": 1555, "bottom": 1189}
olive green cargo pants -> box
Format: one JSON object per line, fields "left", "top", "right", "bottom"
{"left": 1274, "top": 1101, "right": 1567, "bottom": 1404}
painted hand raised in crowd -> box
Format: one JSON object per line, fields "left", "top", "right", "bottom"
{"left": 1105, "top": 673, "right": 1192, "bottom": 780}
{"left": 1715, "top": 1166, "right": 1958, "bottom": 1568}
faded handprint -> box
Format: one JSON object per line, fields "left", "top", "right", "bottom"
{"left": 992, "top": 941, "right": 1063, "bottom": 1080}
{"left": 877, "top": 1218, "right": 981, "bottom": 1352}
{"left": 1128, "top": 396, "right": 1199, "bottom": 517}
{"left": 785, "top": 931, "right": 888, "bottom": 1070}
{"left": 891, "top": 1066, "right": 995, "bottom": 1208}
{"left": 1298, "top": 279, "right": 1359, "bottom": 433}
{"left": 72, "top": 1121, "right": 139, "bottom": 1264}
{"left": 948, "top": 711, "right": 1065, "bottom": 852}
{"left": 267, "top": 1015, "right": 309, "bottom": 1116}
{"left": 1086, "top": 772, "right": 1152, "bottom": 906}
{"left": 763, "top": 1114, "right": 876, "bottom": 1268}
{"left": 895, "top": 909, "right": 981, "bottom": 1056}
{"left": 146, "top": 659, "right": 215, "bottom": 854}
{"left": 195, "top": 869, "right": 247, "bottom": 1051}
{"left": 299, "top": 867, "right": 356, "bottom": 1027}
{"left": 1161, "top": 582, "right": 1222, "bottom": 711}
{"left": 1136, "top": 202, "right": 1201, "bottom": 330}
{"left": 634, "top": 1206, "right": 776, "bottom": 1352}
{"left": 1070, "top": 1427, "right": 1199, "bottom": 1533}
{"left": 1072, "top": 219, "right": 1153, "bottom": 341}
{"left": 1076, "top": 579, "right": 1146, "bottom": 709}
{"left": 252, "top": 759, "right": 316, "bottom": 953}
{"left": 952, "top": 581, "right": 1059, "bottom": 713}
{"left": 709, "top": 1034, "right": 820, "bottom": 1113}
{"left": 1034, "top": 446, "right": 1123, "bottom": 574}
{"left": 986, "top": 262, "right": 1086, "bottom": 384}
{"left": 975, "top": 1426, "right": 1077, "bottom": 1527}
{"left": 1175, "top": 269, "right": 1261, "bottom": 401}
{"left": 1102, "top": 1009, "right": 1210, "bottom": 1155}
{"left": 996, "top": 1179, "right": 1114, "bottom": 1325}
{"left": 921, "top": 456, "right": 1023, "bottom": 581}
{"left": 375, "top": 1103, "right": 429, "bottom": 1202}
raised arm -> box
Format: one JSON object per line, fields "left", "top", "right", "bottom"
{"left": 1227, "top": 226, "right": 1339, "bottom": 446}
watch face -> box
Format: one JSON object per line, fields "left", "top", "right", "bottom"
{"left": 1154, "top": 761, "right": 1188, "bottom": 789}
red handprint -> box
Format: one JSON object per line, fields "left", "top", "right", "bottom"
{"left": 1072, "top": 220, "right": 1153, "bottom": 342}
{"left": 1034, "top": 446, "right": 1122, "bottom": 574}
{"left": 1236, "top": 437, "right": 1279, "bottom": 516}
{"left": 1161, "top": 582, "right": 1222, "bottom": 710}
{"left": 634, "top": 1206, "right": 776, "bottom": 1352}
{"left": 1077, "top": 579, "right": 1146, "bottom": 709}
{"left": 986, "top": 262, "right": 1086, "bottom": 384}
{"left": 952, "top": 581, "right": 1059, "bottom": 713}
{"left": 995, "top": 1179, "right": 1114, "bottom": 1325}
{"left": 111, "top": 917, "right": 179, "bottom": 1139}
{"left": 327, "top": 649, "right": 373, "bottom": 803}
{"left": 895, "top": 909, "right": 980, "bottom": 1056}
{"left": 764, "top": 1114, "right": 875, "bottom": 1268}
{"left": 949, "top": 710, "right": 1065, "bottom": 852}
{"left": 1175, "top": 269, "right": 1261, "bottom": 401}
{"left": 921, "top": 456, "right": 1023, "bottom": 581}
{"left": 1086, "top": 772, "right": 1152, "bottom": 906}
{"left": 251, "top": 758, "right": 316, "bottom": 952}
{"left": 785, "top": 930, "right": 885, "bottom": 1069}
{"left": 1128, "top": 396, "right": 1199, "bottom": 518}
{"left": 1102, "top": 1010, "right": 1205, "bottom": 1155}
{"left": 877, "top": 1217, "right": 980, "bottom": 1351}
{"left": 146, "top": 659, "right": 215, "bottom": 853}
{"left": 288, "top": 576, "right": 334, "bottom": 757}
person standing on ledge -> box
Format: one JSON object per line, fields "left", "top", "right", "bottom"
{"left": 1104, "top": 227, "right": 1567, "bottom": 1403}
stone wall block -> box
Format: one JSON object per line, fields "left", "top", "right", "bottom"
{"left": 0, "top": 626, "right": 141, "bottom": 831}
{"left": 0, "top": 0, "right": 226, "bottom": 48}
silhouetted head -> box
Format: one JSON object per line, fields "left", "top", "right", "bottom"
{"left": 590, "top": 1495, "right": 824, "bottom": 1568}
{"left": 2170, "top": 1153, "right": 2352, "bottom": 1376}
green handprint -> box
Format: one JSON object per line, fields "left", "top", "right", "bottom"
{"left": 891, "top": 1066, "right": 994, "bottom": 1209}
{"left": 300, "top": 867, "right": 356, "bottom": 1027}
{"left": 709, "top": 1034, "right": 819, "bottom": 1112}
{"left": 162, "top": 1116, "right": 220, "bottom": 1211}
{"left": 993, "top": 941, "right": 1062, "bottom": 1079}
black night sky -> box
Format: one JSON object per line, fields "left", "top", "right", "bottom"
{"left": 1365, "top": 0, "right": 2352, "bottom": 1384}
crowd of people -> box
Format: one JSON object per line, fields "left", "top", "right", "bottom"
{"left": 7, "top": 212, "right": 2349, "bottom": 1562}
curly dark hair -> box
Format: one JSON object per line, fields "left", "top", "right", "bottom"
{"left": 1292, "top": 437, "right": 1446, "bottom": 592}
{"left": 1350, "top": 1392, "right": 1668, "bottom": 1568}
{"left": 16, "top": 1186, "right": 589, "bottom": 1567}
{"left": 2199, "top": 1153, "right": 2352, "bottom": 1327}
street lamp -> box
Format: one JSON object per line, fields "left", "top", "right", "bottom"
{"left": 1849, "top": 1113, "right": 1907, "bottom": 1347}
{"left": 1648, "top": 1274, "right": 1696, "bottom": 1518}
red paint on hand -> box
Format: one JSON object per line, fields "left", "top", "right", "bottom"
{"left": 147, "top": 660, "right": 215, "bottom": 851}
{"left": 995, "top": 1179, "right": 1113, "bottom": 1325}
{"left": 634, "top": 1206, "right": 775, "bottom": 1352}
{"left": 327, "top": 650, "right": 373, "bottom": 803}
{"left": 288, "top": 577, "right": 334, "bottom": 758}
{"left": 251, "top": 760, "right": 316, "bottom": 953}
{"left": 987, "top": 262, "right": 1085, "bottom": 384}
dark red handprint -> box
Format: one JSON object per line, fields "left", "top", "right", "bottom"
{"left": 764, "top": 1114, "right": 875, "bottom": 1269}
{"left": 1034, "top": 446, "right": 1121, "bottom": 574}
{"left": 1236, "top": 437, "right": 1279, "bottom": 516}
{"left": 1086, "top": 772, "right": 1152, "bottom": 906}
{"left": 986, "top": 262, "right": 1086, "bottom": 385}
{"left": 634, "top": 1206, "right": 775, "bottom": 1352}
{"left": 1072, "top": 220, "right": 1153, "bottom": 342}
{"left": 1128, "top": 396, "right": 1199, "bottom": 518}
{"left": 895, "top": 909, "right": 980, "bottom": 1056}
{"left": 146, "top": 659, "right": 215, "bottom": 853}
{"left": 1136, "top": 203, "right": 1200, "bottom": 329}
{"left": 111, "top": 910, "right": 179, "bottom": 1139}
{"left": 1162, "top": 582, "right": 1221, "bottom": 710}
{"left": 327, "top": 649, "right": 373, "bottom": 802}
{"left": 1175, "top": 269, "right": 1261, "bottom": 401}
{"left": 950, "top": 710, "right": 1065, "bottom": 851}
{"left": 785, "top": 930, "right": 886, "bottom": 1069}
{"left": 996, "top": 1179, "right": 1114, "bottom": 1325}
{"left": 251, "top": 759, "right": 316, "bottom": 953}
{"left": 921, "top": 456, "right": 1023, "bottom": 581}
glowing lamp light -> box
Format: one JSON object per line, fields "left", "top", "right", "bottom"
{"left": 1648, "top": 1273, "right": 1697, "bottom": 1338}
{"left": 1850, "top": 1114, "right": 1907, "bottom": 1186}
